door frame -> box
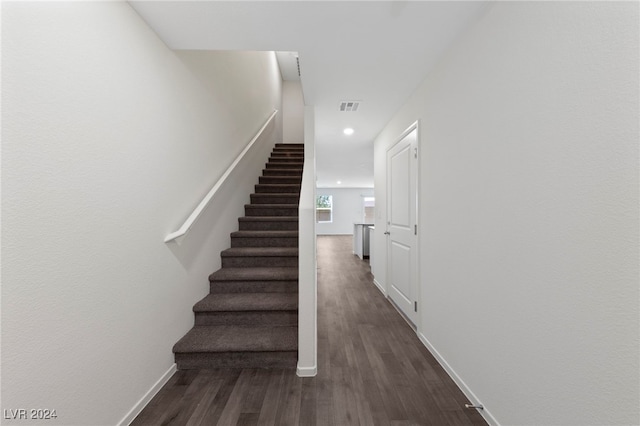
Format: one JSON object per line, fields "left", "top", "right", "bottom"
{"left": 385, "top": 120, "right": 421, "bottom": 329}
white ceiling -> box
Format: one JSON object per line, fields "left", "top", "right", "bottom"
{"left": 130, "top": 1, "right": 488, "bottom": 188}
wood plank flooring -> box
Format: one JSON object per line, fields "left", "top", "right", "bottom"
{"left": 131, "top": 236, "right": 486, "bottom": 426}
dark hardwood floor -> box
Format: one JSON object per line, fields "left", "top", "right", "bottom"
{"left": 131, "top": 235, "right": 486, "bottom": 426}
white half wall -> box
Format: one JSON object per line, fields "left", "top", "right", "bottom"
{"left": 1, "top": 3, "right": 282, "bottom": 425}
{"left": 374, "top": 2, "right": 639, "bottom": 425}
{"left": 282, "top": 81, "right": 305, "bottom": 144}
{"left": 297, "top": 105, "right": 317, "bottom": 377}
{"left": 316, "top": 188, "right": 374, "bottom": 235}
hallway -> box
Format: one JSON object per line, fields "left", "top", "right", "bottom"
{"left": 132, "top": 236, "right": 486, "bottom": 425}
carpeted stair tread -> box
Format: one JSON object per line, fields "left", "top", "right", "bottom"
{"left": 255, "top": 184, "right": 301, "bottom": 193}
{"left": 173, "top": 325, "right": 297, "bottom": 353}
{"left": 259, "top": 176, "right": 302, "bottom": 184}
{"left": 231, "top": 230, "right": 298, "bottom": 238}
{"left": 269, "top": 156, "right": 304, "bottom": 161}
{"left": 262, "top": 168, "right": 302, "bottom": 174}
{"left": 244, "top": 204, "right": 299, "bottom": 217}
{"left": 250, "top": 193, "right": 300, "bottom": 204}
{"left": 251, "top": 192, "right": 300, "bottom": 196}
{"left": 238, "top": 216, "right": 298, "bottom": 231}
{"left": 265, "top": 162, "right": 303, "bottom": 165}
{"left": 265, "top": 163, "right": 304, "bottom": 169}
{"left": 221, "top": 247, "right": 299, "bottom": 266}
{"left": 238, "top": 216, "right": 299, "bottom": 222}
{"left": 221, "top": 247, "right": 298, "bottom": 257}
{"left": 194, "top": 293, "right": 298, "bottom": 312}
{"left": 175, "top": 352, "right": 297, "bottom": 369}
{"left": 209, "top": 267, "right": 298, "bottom": 282}
{"left": 270, "top": 155, "right": 304, "bottom": 159}
{"left": 244, "top": 204, "right": 301, "bottom": 211}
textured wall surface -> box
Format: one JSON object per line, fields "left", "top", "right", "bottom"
{"left": 282, "top": 81, "right": 305, "bottom": 144}
{"left": 373, "top": 2, "right": 639, "bottom": 425}
{"left": 1, "top": 2, "right": 282, "bottom": 425}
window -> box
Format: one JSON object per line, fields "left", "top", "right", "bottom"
{"left": 316, "top": 195, "right": 333, "bottom": 223}
{"left": 363, "top": 197, "right": 375, "bottom": 223}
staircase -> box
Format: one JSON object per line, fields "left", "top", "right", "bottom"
{"left": 173, "top": 143, "right": 304, "bottom": 369}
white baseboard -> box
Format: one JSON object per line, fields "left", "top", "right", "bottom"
{"left": 296, "top": 364, "right": 317, "bottom": 377}
{"left": 117, "top": 363, "right": 177, "bottom": 426}
{"left": 372, "top": 278, "right": 387, "bottom": 296}
{"left": 417, "top": 332, "right": 499, "bottom": 426}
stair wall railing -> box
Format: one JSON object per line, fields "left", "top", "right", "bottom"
{"left": 164, "top": 109, "right": 279, "bottom": 244}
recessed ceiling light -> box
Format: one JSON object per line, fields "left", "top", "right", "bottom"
{"left": 337, "top": 181, "right": 342, "bottom": 185}
{"left": 343, "top": 128, "right": 354, "bottom": 135}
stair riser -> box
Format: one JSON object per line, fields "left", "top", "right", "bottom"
{"left": 254, "top": 184, "right": 301, "bottom": 194}
{"left": 222, "top": 256, "right": 298, "bottom": 268}
{"left": 231, "top": 237, "right": 298, "bottom": 248}
{"left": 245, "top": 206, "right": 298, "bottom": 216}
{"left": 270, "top": 154, "right": 304, "bottom": 160}
{"left": 210, "top": 280, "right": 298, "bottom": 293}
{"left": 274, "top": 145, "right": 304, "bottom": 150}
{"left": 262, "top": 169, "right": 302, "bottom": 177}
{"left": 268, "top": 157, "right": 304, "bottom": 164}
{"left": 272, "top": 150, "right": 304, "bottom": 155}
{"left": 269, "top": 152, "right": 304, "bottom": 159}
{"left": 175, "top": 351, "right": 297, "bottom": 369}
{"left": 238, "top": 220, "right": 298, "bottom": 231}
{"left": 259, "top": 176, "right": 302, "bottom": 184}
{"left": 194, "top": 311, "right": 298, "bottom": 327}
{"left": 250, "top": 194, "right": 299, "bottom": 204}
{"left": 265, "top": 162, "right": 304, "bottom": 169}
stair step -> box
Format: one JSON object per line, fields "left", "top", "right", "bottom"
{"left": 221, "top": 247, "right": 298, "bottom": 267}
{"left": 173, "top": 325, "right": 297, "bottom": 353}
{"left": 250, "top": 193, "right": 299, "bottom": 205}
{"left": 268, "top": 157, "right": 304, "bottom": 164}
{"left": 195, "top": 310, "right": 298, "bottom": 326}
{"left": 273, "top": 147, "right": 304, "bottom": 153}
{"left": 245, "top": 204, "right": 298, "bottom": 217}
{"left": 194, "top": 292, "right": 298, "bottom": 312}
{"left": 210, "top": 279, "right": 298, "bottom": 294}
{"left": 238, "top": 216, "right": 298, "bottom": 231}
{"left": 259, "top": 176, "right": 302, "bottom": 184}
{"left": 270, "top": 152, "right": 304, "bottom": 158}
{"left": 193, "top": 293, "right": 298, "bottom": 326}
{"left": 230, "top": 230, "right": 298, "bottom": 247}
{"left": 255, "top": 184, "right": 301, "bottom": 194}
{"left": 273, "top": 148, "right": 303, "bottom": 152}
{"left": 175, "top": 350, "right": 297, "bottom": 369}
{"left": 265, "top": 162, "right": 304, "bottom": 169}
{"left": 209, "top": 266, "right": 298, "bottom": 282}
{"left": 262, "top": 169, "right": 302, "bottom": 177}
{"left": 275, "top": 143, "right": 304, "bottom": 148}
{"left": 173, "top": 326, "right": 298, "bottom": 369}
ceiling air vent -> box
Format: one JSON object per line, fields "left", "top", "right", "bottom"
{"left": 339, "top": 101, "right": 361, "bottom": 112}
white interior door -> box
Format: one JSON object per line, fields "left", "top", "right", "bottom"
{"left": 386, "top": 126, "right": 418, "bottom": 325}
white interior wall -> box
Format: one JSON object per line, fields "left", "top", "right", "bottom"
{"left": 373, "top": 2, "right": 639, "bottom": 425}
{"left": 1, "top": 3, "right": 282, "bottom": 425}
{"left": 316, "top": 188, "right": 374, "bottom": 235}
{"left": 297, "top": 105, "right": 317, "bottom": 377}
{"left": 282, "top": 81, "right": 305, "bottom": 144}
